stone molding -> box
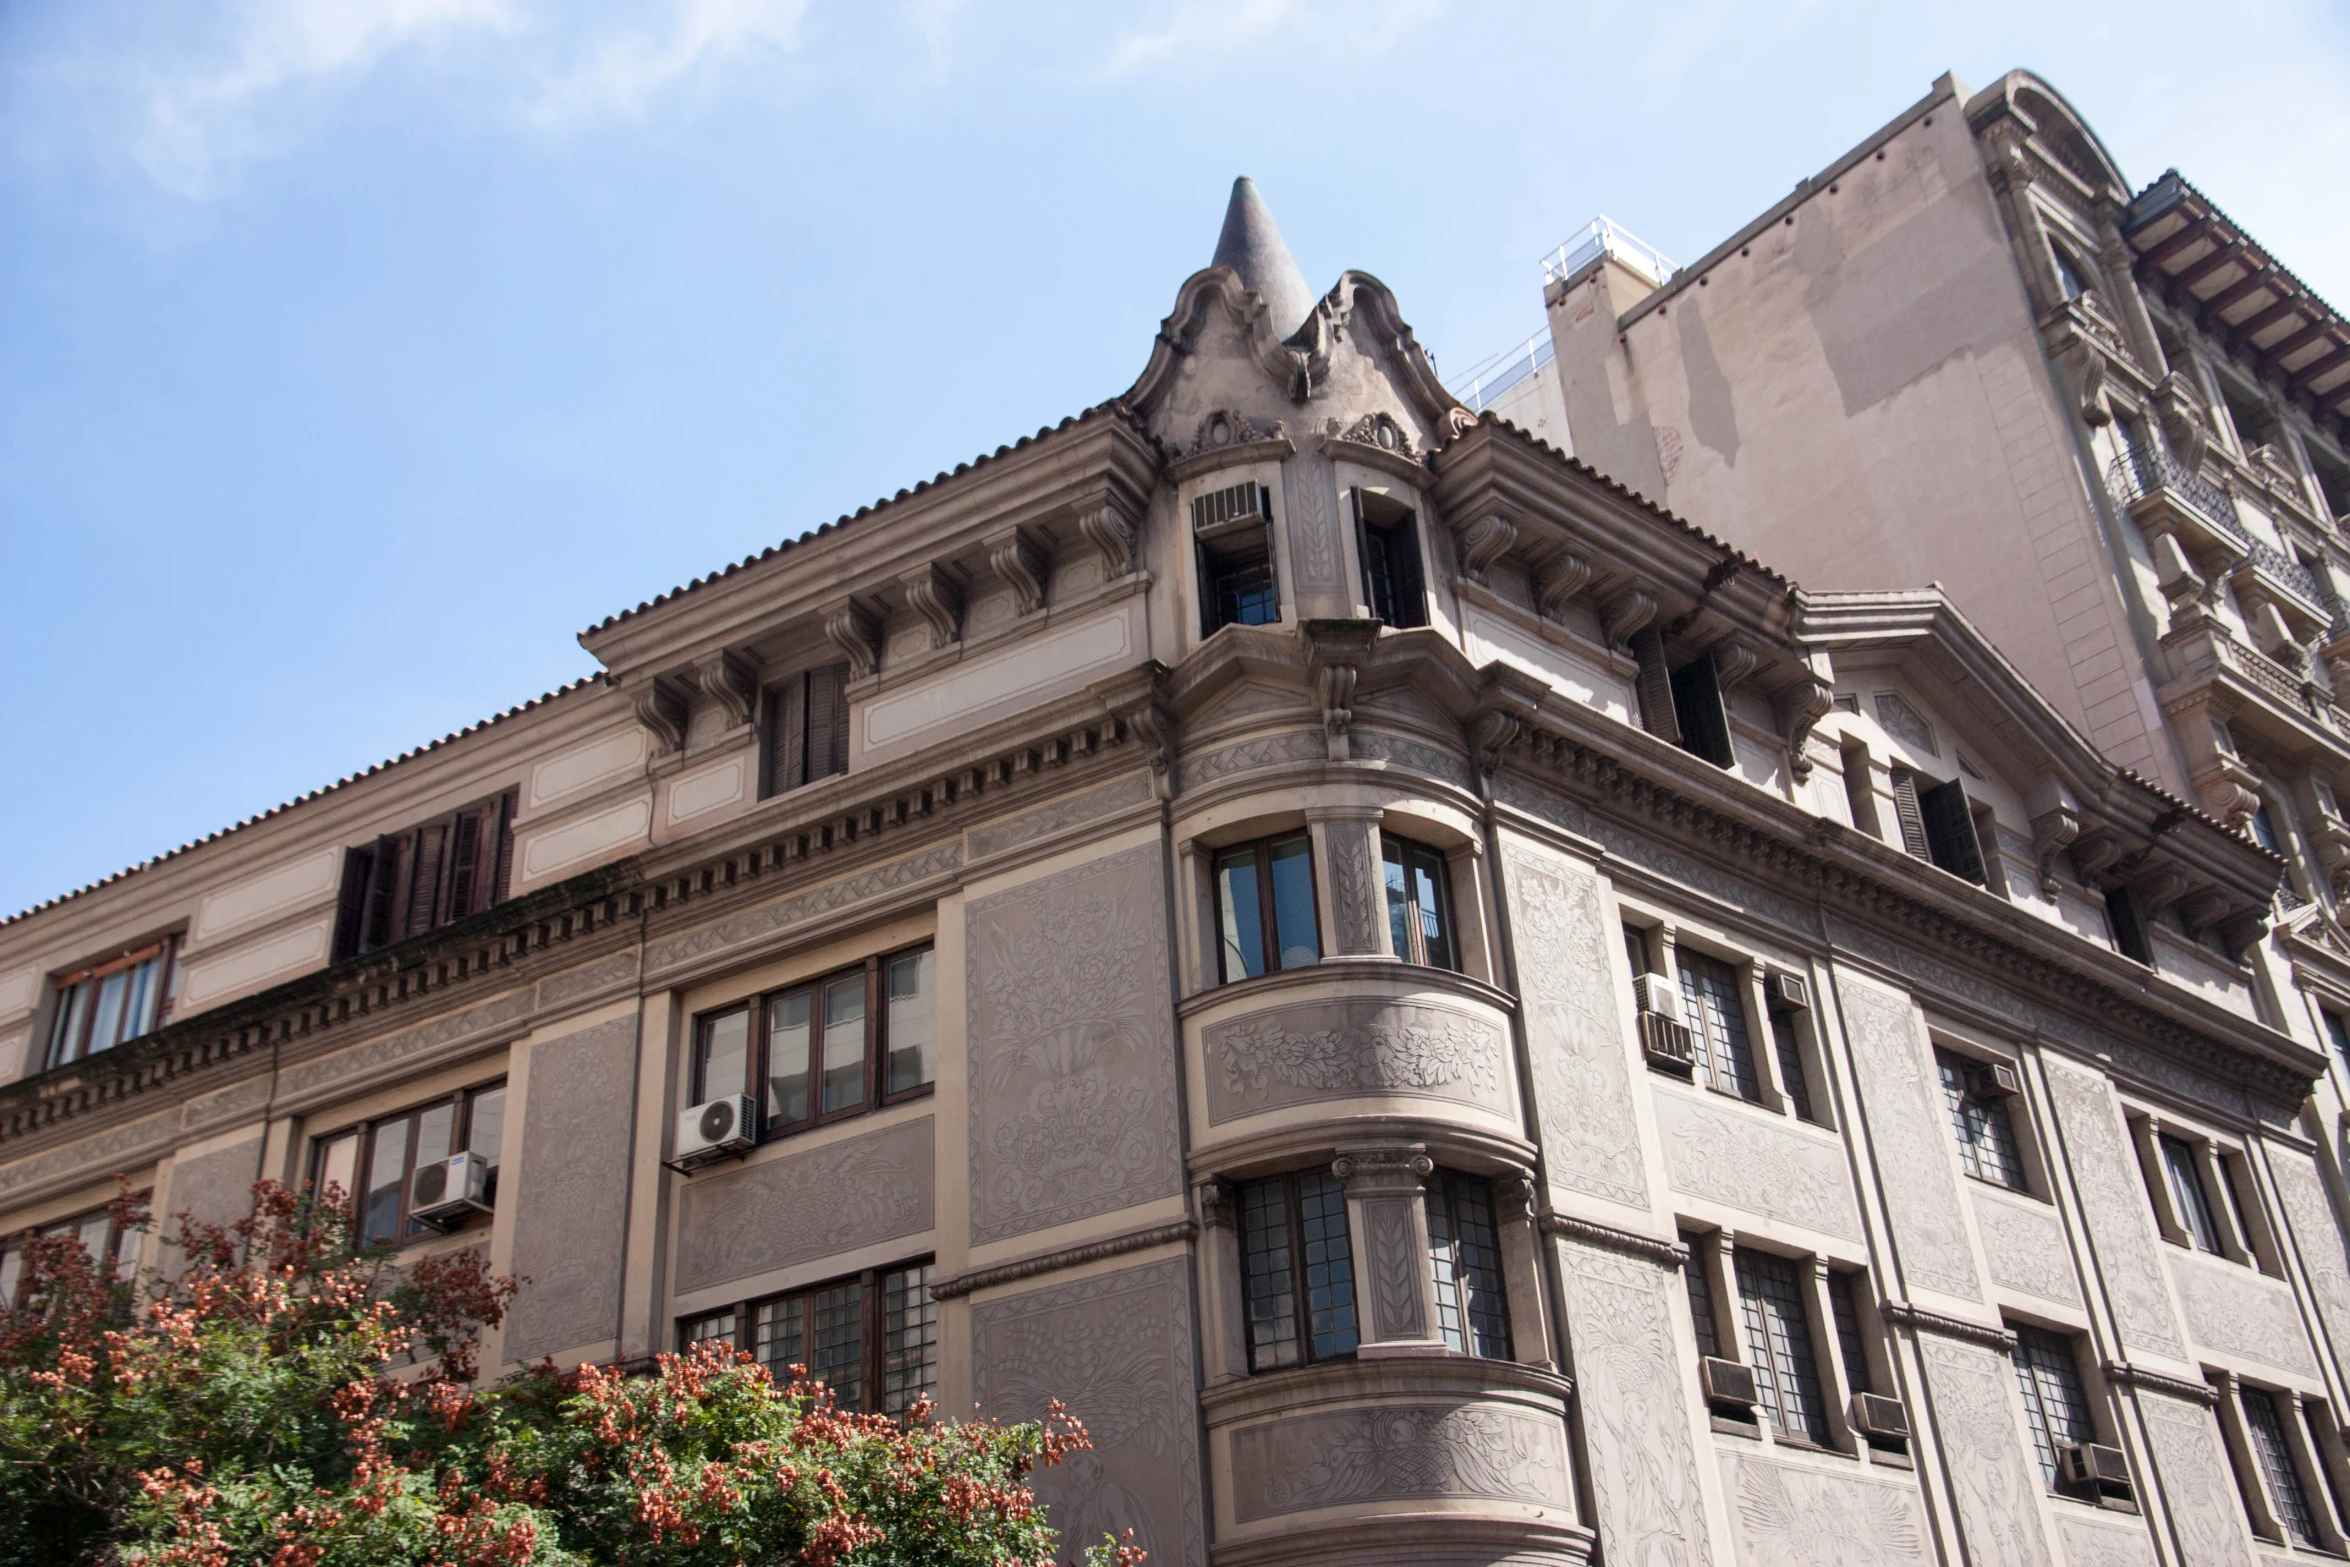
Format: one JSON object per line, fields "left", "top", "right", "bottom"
{"left": 928, "top": 1219, "right": 1197, "bottom": 1300}
{"left": 2101, "top": 1359, "right": 2219, "bottom": 1407}
{"left": 1879, "top": 1300, "right": 2018, "bottom": 1351}
{"left": 1541, "top": 1213, "right": 1691, "bottom": 1270}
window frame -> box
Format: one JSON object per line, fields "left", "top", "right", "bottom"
{"left": 1380, "top": 831, "right": 1458, "bottom": 971}
{"left": 688, "top": 942, "right": 938, "bottom": 1142}
{"left": 332, "top": 789, "right": 518, "bottom": 962}
{"left": 1236, "top": 1167, "right": 1359, "bottom": 1374}
{"left": 678, "top": 1257, "right": 939, "bottom": 1418}
{"left": 2159, "top": 1131, "right": 2226, "bottom": 1256}
{"left": 0, "top": 1200, "right": 147, "bottom": 1309}
{"left": 1677, "top": 947, "right": 1763, "bottom": 1103}
{"left": 1731, "top": 1244, "right": 1832, "bottom": 1446}
{"left": 45, "top": 936, "right": 178, "bottom": 1070}
{"left": 1349, "top": 485, "right": 1428, "bottom": 630}
{"left": 1935, "top": 1047, "right": 2031, "bottom": 1193}
{"left": 2240, "top": 1382, "right": 2326, "bottom": 1548}
{"left": 2009, "top": 1321, "right": 2100, "bottom": 1494}
{"left": 1424, "top": 1169, "right": 1511, "bottom": 1360}
{"left": 1193, "top": 481, "right": 1282, "bottom": 637}
{"left": 308, "top": 1078, "right": 508, "bottom": 1246}
{"left": 1210, "top": 832, "right": 1322, "bottom": 985}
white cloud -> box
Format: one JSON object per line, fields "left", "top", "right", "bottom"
{"left": 522, "top": 0, "right": 807, "bottom": 129}
{"left": 1099, "top": 0, "right": 1443, "bottom": 76}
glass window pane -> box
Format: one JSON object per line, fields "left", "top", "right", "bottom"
{"left": 315, "top": 1132, "right": 359, "bottom": 1208}
{"left": 49, "top": 978, "right": 92, "bottom": 1066}
{"left": 1734, "top": 1248, "right": 1828, "bottom": 1443}
{"left": 415, "top": 1102, "right": 455, "bottom": 1169}
{"left": 821, "top": 977, "right": 867, "bottom": 1115}
{"left": 883, "top": 1265, "right": 938, "bottom": 1416}
{"left": 1383, "top": 838, "right": 1414, "bottom": 961}
{"left": 1680, "top": 953, "right": 1760, "bottom": 1101}
{"left": 767, "top": 990, "right": 813, "bottom": 1126}
{"left": 683, "top": 1311, "right": 738, "bottom": 1351}
{"left": 76, "top": 1213, "right": 112, "bottom": 1269}
{"left": 1296, "top": 1171, "right": 1358, "bottom": 1359}
{"left": 2162, "top": 1135, "right": 2223, "bottom": 1253}
{"left": 1411, "top": 851, "right": 1454, "bottom": 972}
{"left": 695, "top": 1009, "right": 751, "bottom": 1106}
{"left": 1240, "top": 1178, "right": 1299, "bottom": 1370}
{"left": 1427, "top": 1174, "right": 1508, "bottom": 1359}
{"left": 810, "top": 1281, "right": 864, "bottom": 1408}
{"left": 1771, "top": 1015, "right": 1814, "bottom": 1122}
{"left": 1831, "top": 1273, "right": 1871, "bottom": 1395}
{"left": 2247, "top": 1389, "right": 2321, "bottom": 1545}
{"left": 885, "top": 952, "right": 936, "bottom": 1095}
{"left": 755, "top": 1296, "right": 805, "bottom": 1379}
{"left": 88, "top": 970, "right": 129, "bottom": 1055}
{"left": 2010, "top": 1325, "right": 2094, "bottom": 1485}
{"left": 361, "top": 1117, "right": 409, "bottom": 1245}
{"left": 466, "top": 1086, "right": 506, "bottom": 1167}
{"left": 1683, "top": 1239, "right": 1722, "bottom": 1361}
{"left": 1268, "top": 835, "right": 1320, "bottom": 971}
{"left": 0, "top": 1248, "right": 20, "bottom": 1309}
{"left": 1216, "top": 848, "right": 1266, "bottom": 981}
{"left": 121, "top": 957, "right": 159, "bottom": 1042}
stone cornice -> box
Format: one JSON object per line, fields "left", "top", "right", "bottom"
{"left": 1539, "top": 1213, "right": 1689, "bottom": 1270}
{"left": 1880, "top": 1300, "right": 2017, "bottom": 1351}
{"left": 2102, "top": 1359, "right": 2219, "bottom": 1406}
{"left": 928, "top": 1219, "right": 1198, "bottom": 1301}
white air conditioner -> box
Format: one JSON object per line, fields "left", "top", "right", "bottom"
{"left": 676, "top": 1094, "right": 757, "bottom": 1168}
{"left": 1632, "top": 973, "right": 1686, "bottom": 1025}
{"left": 1848, "top": 1392, "right": 1910, "bottom": 1440}
{"left": 1764, "top": 972, "right": 1811, "bottom": 1013}
{"left": 409, "top": 1151, "right": 493, "bottom": 1230}
{"left": 1969, "top": 1060, "right": 2024, "bottom": 1100}
{"left": 2058, "top": 1441, "right": 2133, "bottom": 1495}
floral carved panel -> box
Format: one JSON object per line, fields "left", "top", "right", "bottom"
{"left": 673, "top": 1117, "right": 934, "bottom": 1296}
{"left": 1321, "top": 817, "right": 1383, "bottom": 956}
{"left": 505, "top": 1017, "right": 638, "bottom": 1362}
{"left": 1717, "top": 1448, "right": 1932, "bottom": 1567}
{"left": 2270, "top": 1150, "right": 2350, "bottom": 1383}
{"left": 1227, "top": 1401, "right": 1570, "bottom": 1521}
{"left": 1555, "top": 1243, "right": 1711, "bottom": 1565}
{"left": 1916, "top": 1336, "right": 2053, "bottom": 1567}
{"left": 965, "top": 845, "right": 1182, "bottom": 1244}
{"left": 1364, "top": 1197, "right": 1427, "bottom": 1340}
{"left": 1837, "top": 976, "right": 1981, "bottom": 1299}
{"left": 2168, "top": 1252, "right": 2317, "bottom": 1375}
{"left": 1201, "top": 997, "right": 1510, "bottom": 1125}
{"left": 2055, "top": 1517, "right": 2159, "bottom": 1567}
{"left": 1976, "top": 1193, "right": 2081, "bottom": 1306}
{"left": 2041, "top": 1063, "right": 2185, "bottom": 1359}
{"left": 971, "top": 1259, "right": 1203, "bottom": 1567}
{"left": 1501, "top": 837, "right": 1649, "bottom": 1207}
{"left": 1656, "top": 1092, "right": 1862, "bottom": 1241}
{"left": 1281, "top": 448, "right": 1345, "bottom": 594}
{"left": 2138, "top": 1394, "right": 2255, "bottom": 1567}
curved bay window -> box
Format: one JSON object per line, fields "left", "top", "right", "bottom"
{"left": 1239, "top": 1170, "right": 1358, "bottom": 1371}
{"left": 1426, "top": 1171, "right": 1509, "bottom": 1359}
{"left": 1381, "top": 832, "right": 1457, "bottom": 970}
{"left": 46, "top": 938, "right": 176, "bottom": 1069}
{"left": 1214, "top": 833, "right": 1320, "bottom": 983}
{"left": 690, "top": 944, "right": 936, "bottom": 1136}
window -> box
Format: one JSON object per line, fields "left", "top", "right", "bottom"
{"left": 765, "top": 664, "right": 849, "bottom": 797}
{"left": 2252, "top": 803, "right": 2285, "bottom": 856}
{"left": 1768, "top": 1012, "right": 1816, "bottom": 1122}
{"left": 1678, "top": 951, "right": 1761, "bottom": 1101}
{"left": 1936, "top": 1050, "right": 2027, "bottom": 1190}
{"left": 2011, "top": 1325, "right": 2097, "bottom": 1488}
{"left": 1829, "top": 1271, "right": 1873, "bottom": 1396}
{"left": 1733, "top": 1248, "right": 1829, "bottom": 1443}
{"left": 681, "top": 1261, "right": 938, "bottom": 1416}
{"left": 1425, "top": 1172, "right": 1510, "bottom": 1359}
{"left": 1889, "top": 768, "right": 1988, "bottom": 886}
{"left": 2160, "top": 1133, "right": 2224, "bottom": 1254}
{"left": 0, "top": 1203, "right": 142, "bottom": 1309}
{"left": 1351, "top": 488, "right": 1426, "bottom": 629}
{"left": 1670, "top": 651, "right": 1735, "bottom": 769}
{"left": 2051, "top": 243, "right": 2092, "bottom": 302}
{"left": 2326, "top": 1008, "right": 2350, "bottom": 1068}
{"left": 46, "top": 938, "right": 176, "bottom": 1069}
{"left": 2244, "top": 1386, "right": 2323, "bottom": 1547}
{"left": 2105, "top": 884, "right": 2154, "bottom": 965}
{"left": 1238, "top": 1170, "right": 1357, "bottom": 1371}
{"left": 1381, "top": 833, "right": 1456, "bottom": 970}
{"left": 333, "top": 790, "right": 517, "bottom": 962}
{"left": 1839, "top": 742, "right": 1880, "bottom": 837}
{"left": 1213, "top": 833, "right": 1320, "bottom": 983}
{"left": 689, "top": 945, "right": 936, "bottom": 1137}
{"left": 310, "top": 1081, "right": 506, "bottom": 1246}
{"left": 1194, "top": 482, "right": 1279, "bottom": 635}
{"left": 1683, "top": 1233, "right": 1724, "bottom": 1361}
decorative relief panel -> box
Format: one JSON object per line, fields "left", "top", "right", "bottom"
{"left": 1321, "top": 818, "right": 1383, "bottom": 956}
{"left": 1363, "top": 1198, "right": 1427, "bottom": 1340}
{"left": 1916, "top": 1336, "right": 2052, "bottom": 1567}
{"left": 966, "top": 772, "right": 1153, "bottom": 861}
{"left": 2138, "top": 1394, "right": 2255, "bottom": 1567}
{"left": 646, "top": 843, "right": 963, "bottom": 973}
{"left": 277, "top": 990, "right": 537, "bottom": 1101}
{"left": 536, "top": 950, "right": 642, "bottom": 1010}
{"left": 1555, "top": 1243, "right": 1711, "bottom": 1565}
{"left": 2169, "top": 1253, "right": 2317, "bottom": 1374}
{"left": 1351, "top": 730, "right": 1475, "bottom": 790}
{"left": 1201, "top": 998, "right": 1509, "bottom": 1125}
{"left": 966, "top": 845, "right": 1182, "bottom": 1244}
{"left": 163, "top": 1135, "right": 264, "bottom": 1264}
{"left": 2041, "top": 1063, "right": 2185, "bottom": 1359}
{"left": 1228, "top": 1402, "right": 1570, "bottom": 1522}
{"left": 972, "top": 1260, "right": 1202, "bottom": 1567}
{"left": 1571, "top": 805, "right": 1820, "bottom": 935}
{"left": 1281, "top": 448, "right": 1345, "bottom": 594}
{"left": 504, "top": 1017, "right": 638, "bottom": 1362}
{"left": 1657, "top": 1092, "right": 1861, "bottom": 1240}
{"left": 1180, "top": 729, "right": 1325, "bottom": 791}
{"left": 2057, "top": 1517, "right": 2161, "bottom": 1567}
{"left": 1500, "top": 838, "right": 1648, "bottom": 1207}
{"left": 1977, "top": 1194, "right": 2081, "bottom": 1306}
{"left": 1717, "top": 1448, "right": 1931, "bottom": 1567}
{"left": 1837, "top": 978, "right": 1981, "bottom": 1298}
{"left": 2271, "top": 1151, "right": 2350, "bottom": 1381}
{"left": 673, "top": 1117, "right": 934, "bottom": 1297}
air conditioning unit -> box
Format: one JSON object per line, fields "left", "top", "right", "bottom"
{"left": 1700, "top": 1356, "right": 1757, "bottom": 1408}
{"left": 1968, "top": 1060, "right": 2024, "bottom": 1099}
{"left": 1639, "top": 1011, "right": 1697, "bottom": 1076}
{"left": 2058, "top": 1441, "right": 2133, "bottom": 1496}
{"left": 1848, "top": 1393, "right": 1910, "bottom": 1440}
{"left": 676, "top": 1094, "right": 757, "bottom": 1168}
{"left": 1764, "top": 972, "right": 1811, "bottom": 1013}
{"left": 409, "top": 1151, "right": 493, "bottom": 1230}
{"left": 1632, "top": 973, "right": 1686, "bottom": 1025}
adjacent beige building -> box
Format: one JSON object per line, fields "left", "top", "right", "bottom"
{"left": 3, "top": 170, "right": 2347, "bottom": 1566}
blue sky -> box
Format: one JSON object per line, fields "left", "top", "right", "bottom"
{"left": 3, "top": 0, "right": 2347, "bottom": 917}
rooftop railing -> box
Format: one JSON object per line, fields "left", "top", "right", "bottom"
{"left": 1449, "top": 331, "right": 1554, "bottom": 414}
{"left": 1540, "top": 217, "right": 1678, "bottom": 289}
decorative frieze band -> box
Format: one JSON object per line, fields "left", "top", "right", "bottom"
{"left": 1539, "top": 1213, "right": 1689, "bottom": 1270}
{"left": 928, "top": 1219, "right": 1198, "bottom": 1301}
{"left": 2102, "top": 1359, "right": 2219, "bottom": 1406}
{"left": 1879, "top": 1300, "right": 2017, "bottom": 1351}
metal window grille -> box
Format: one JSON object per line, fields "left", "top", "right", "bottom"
{"left": 1679, "top": 952, "right": 1761, "bottom": 1101}
{"left": 2010, "top": 1325, "right": 2095, "bottom": 1485}
{"left": 2246, "top": 1388, "right": 2322, "bottom": 1546}
{"left": 1733, "top": 1248, "right": 1828, "bottom": 1442}
{"left": 1936, "top": 1051, "right": 2026, "bottom": 1190}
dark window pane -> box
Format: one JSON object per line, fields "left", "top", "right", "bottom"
{"left": 1297, "top": 1171, "right": 1358, "bottom": 1359}
{"left": 1734, "top": 1248, "right": 1828, "bottom": 1442}
{"left": 362, "top": 1117, "right": 409, "bottom": 1245}
{"left": 885, "top": 951, "right": 936, "bottom": 1095}
{"left": 1683, "top": 1238, "right": 1722, "bottom": 1361}
{"left": 1268, "top": 835, "right": 1320, "bottom": 970}
{"left": 1770, "top": 1014, "right": 1813, "bottom": 1122}
{"left": 682, "top": 1311, "right": 737, "bottom": 1351}
{"left": 49, "top": 978, "right": 93, "bottom": 1066}
{"left": 1383, "top": 838, "right": 1415, "bottom": 961}
{"left": 466, "top": 1086, "right": 506, "bottom": 1167}
{"left": 1240, "top": 1178, "right": 1299, "bottom": 1370}
{"left": 2246, "top": 1388, "right": 2321, "bottom": 1545}
{"left": 1214, "top": 559, "right": 1279, "bottom": 628}
{"left": 1937, "top": 1051, "right": 2026, "bottom": 1190}
{"left": 1831, "top": 1272, "right": 1872, "bottom": 1396}
{"left": 810, "top": 1281, "right": 863, "bottom": 1407}
{"left": 821, "top": 976, "right": 867, "bottom": 1115}
{"left": 2010, "top": 1325, "right": 2094, "bottom": 1485}
{"left": 695, "top": 1009, "right": 750, "bottom": 1106}
{"left": 1215, "top": 847, "right": 1266, "bottom": 982}
{"left": 1680, "top": 952, "right": 1760, "bottom": 1101}
{"left": 2162, "top": 1135, "right": 2223, "bottom": 1253}
{"left": 767, "top": 990, "right": 813, "bottom": 1126}
{"left": 883, "top": 1265, "right": 938, "bottom": 1415}
{"left": 1427, "top": 1173, "right": 1510, "bottom": 1359}
{"left": 1383, "top": 835, "right": 1456, "bottom": 971}
{"left": 755, "top": 1295, "right": 805, "bottom": 1378}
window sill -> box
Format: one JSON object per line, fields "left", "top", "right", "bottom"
{"left": 1963, "top": 1170, "right": 2045, "bottom": 1202}
{"left": 1710, "top": 1411, "right": 1762, "bottom": 1439}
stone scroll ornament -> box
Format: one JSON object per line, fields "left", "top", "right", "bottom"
{"left": 1203, "top": 998, "right": 1507, "bottom": 1124}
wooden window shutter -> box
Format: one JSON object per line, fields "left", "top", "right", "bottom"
{"left": 1887, "top": 769, "right": 1933, "bottom": 861}
{"left": 1920, "top": 778, "right": 1989, "bottom": 886}
{"left": 1632, "top": 628, "right": 1681, "bottom": 745}
{"left": 442, "top": 790, "right": 515, "bottom": 921}
{"left": 404, "top": 820, "right": 450, "bottom": 939}
{"left": 1670, "top": 652, "right": 1735, "bottom": 768}
{"left": 332, "top": 846, "right": 375, "bottom": 962}
{"left": 805, "top": 664, "right": 849, "bottom": 781}
{"left": 768, "top": 677, "right": 808, "bottom": 797}
{"left": 487, "top": 790, "right": 516, "bottom": 907}
{"left": 446, "top": 807, "right": 486, "bottom": 921}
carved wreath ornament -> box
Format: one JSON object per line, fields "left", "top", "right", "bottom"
{"left": 1217, "top": 1015, "right": 1499, "bottom": 1098}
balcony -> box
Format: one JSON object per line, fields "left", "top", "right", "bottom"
{"left": 2159, "top": 618, "right": 2350, "bottom": 765}
{"left": 2109, "top": 448, "right": 2251, "bottom": 564}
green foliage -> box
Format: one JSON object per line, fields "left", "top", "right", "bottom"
{"left": 0, "top": 1183, "right": 1136, "bottom": 1567}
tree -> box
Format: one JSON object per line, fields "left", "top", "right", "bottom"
{"left": 0, "top": 1183, "right": 1137, "bottom": 1566}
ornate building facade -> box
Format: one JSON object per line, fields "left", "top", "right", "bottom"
{"left": 0, "top": 172, "right": 2344, "bottom": 1566}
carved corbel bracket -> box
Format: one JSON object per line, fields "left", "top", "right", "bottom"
{"left": 630, "top": 676, "right": 690, "bottom": 757}
{"left": 1194, "top": 1176, "right": 1236, "bottom": 1231}
{"left": 1603, "top": 586, "right": 1657, "bottom": 649}
{"left": 898, "top": 562, "right": 965, "bottom": 648}
{"left": 2176, "top": 886, "right": 2231, "bottom": 936}
{"left": 2029, "top": 808, "right": 2080, "bottom": 897}
{"left": 2218, "top": 906, "right": 2272, "bottom": 963}
{"left": 1534, "top": 551, "right": 1592, "bottom": 623}
{"left": 1470, "top": 709, "right": 1524, "bottom": 776}
{"left": 2133, "top": 866, "right": 2192, "bottom": 915}
{"left": 1119, "top": 700, "right": 1175, "bottom": 798}
{"left": 1493, "top": 1170, "right": 1539, "bottom": 1224}
{"left": 1711, "top": 640, "right": 1758, "bottom": 692}
{"left": 823, "top": 597, "right": 884, "bottom": 680}
{"left": 695, "top": 649, "right": 760, "bottom": 730}
{"left": 2071, "top": 828, "right": 2126, "bottom": 881}
{"left": 1076, "top": 495, "right": 1143, "bottom": 580}
{"left": 1777, "top": 678, "right": 1835, "bottom": 780}
{"left": 1455, "top": 514, "right": 1517, "bottom": 588}
{"left": 2320, "top": 635, "right": 2350, "bottom": 693}
{"left": 2310, "top": 814, "right": 2350, "bottom": 898}
{"left": 1319, "top": 663, "right": 1359, "bottom": 761}
{"left": 984, "top": 524, "right": 1050, "bottom": 616}
{"left": 2155, "top": 372, "right": 2212, "bottom": 474}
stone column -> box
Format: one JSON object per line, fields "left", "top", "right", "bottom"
{"left": 1309, "top": 808, "right": 1389, "bottom": 958}
{"left": 1194, "top": 1176, "right": 1250, "bottom": 1383}
{"left": 1334, "top": 1143, "right": 1446, "bottom": 1357}
{"left": 1494, "top": 1171, "right": 1557, "bottom": 1370}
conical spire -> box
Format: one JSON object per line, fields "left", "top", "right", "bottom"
{"left": 1211, "top": 176, "right": 1314, "bottom": 340}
